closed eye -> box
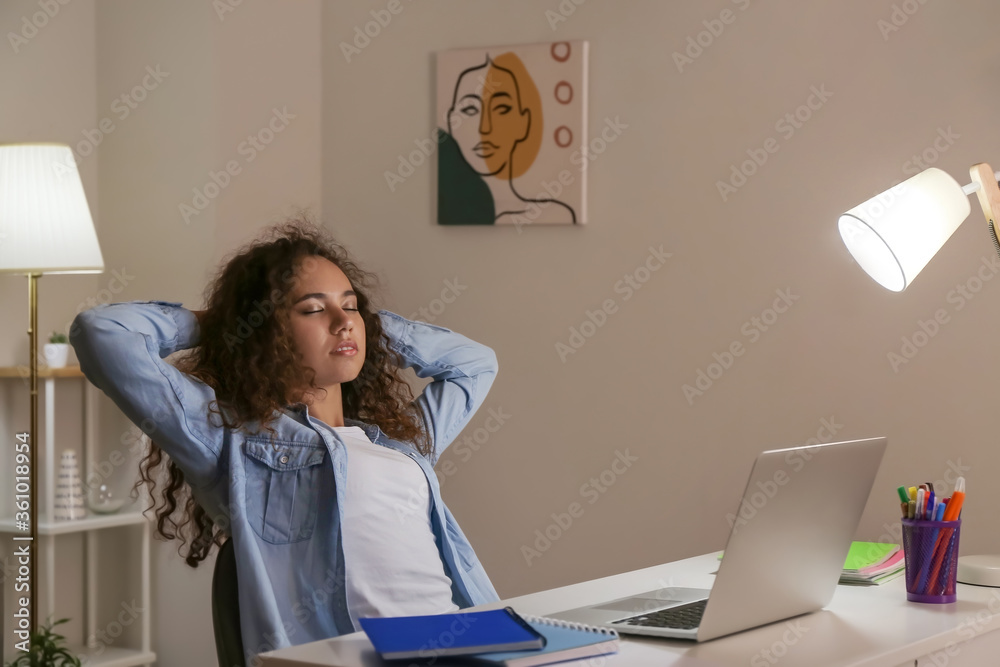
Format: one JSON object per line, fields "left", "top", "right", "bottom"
{"left": 303, "top": 308, "right": 358, "bottom": 314}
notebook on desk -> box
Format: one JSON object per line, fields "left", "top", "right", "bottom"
{"left": 545, "top": 437, "right": 888, "bottom": 642}
{"left": 443, "top": 614, "right": 620, "bottom": 666}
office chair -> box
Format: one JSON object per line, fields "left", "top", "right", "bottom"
{"left": 212, "top": 536, "right": 246, "bottom": 667}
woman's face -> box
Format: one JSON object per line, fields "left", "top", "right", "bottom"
{"left": 286, "top": 256, "right": 366, "bottom": 392}
{"left": 447, "top": 64, "right": 530, "bottom": 178}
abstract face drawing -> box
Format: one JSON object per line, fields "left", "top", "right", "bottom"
{"left": 437, "top": 45, "right": 584, "bottom": 226}
{"left": 447, "top": 60, "right": 531, "bottom": 179}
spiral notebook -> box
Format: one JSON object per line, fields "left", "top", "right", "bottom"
{"left": 359, "top": 607, "right": 546, "bottom": 660}
{"left": 449, "top": 614, "right": 620, "bottom": 667}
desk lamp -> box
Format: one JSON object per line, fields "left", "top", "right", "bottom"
{"left": 0, "top": 143, "right": 105, "bottom": 637}
{"left": 837, "top": 161, "right": 1000, "bottom": 587}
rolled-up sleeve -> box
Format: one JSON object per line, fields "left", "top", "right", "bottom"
{"left": 70, "top": 300, "right": 224, "bottom": 489}
{"left": 378, "top": 310, "right": 498, "bottom": 466}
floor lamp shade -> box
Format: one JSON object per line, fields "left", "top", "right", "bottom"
{"left": 838, "top": 167, "right": 971, "bottom": 292}
{"left": 0, "top": 143, "right": 104, "bottom": 274}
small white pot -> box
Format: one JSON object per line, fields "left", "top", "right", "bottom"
{"left": 44, "top": 343, "right": 70, "bottom": 368}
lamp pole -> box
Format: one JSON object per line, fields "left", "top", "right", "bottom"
{"left": 28, "top": 271, "right": 39, "bottom": 635}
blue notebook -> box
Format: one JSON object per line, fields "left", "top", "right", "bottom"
{"left": 454, "top": 614, "right": 620, "bottom": 667}
{"left": 358, "top": 607, "right": 546, "bottom": 660}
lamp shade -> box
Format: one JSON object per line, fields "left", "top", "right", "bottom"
{"left": 838, "top": 167, "right": 971, "bottom": 291}
{"left": 0, "top": 143, "right": 104, "bottom": 274}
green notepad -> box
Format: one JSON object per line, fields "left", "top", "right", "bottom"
{"left": 717, "top": 541, "right": 900, "bottom": 570}
{"left": 843, "top": 542, "right": 898, "bottom": 571}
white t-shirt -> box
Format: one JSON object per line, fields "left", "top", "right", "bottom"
{"left": 326, "top": 425, "right": 460, "bottom": 630}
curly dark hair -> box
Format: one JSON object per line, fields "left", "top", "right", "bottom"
{"left": 131, "top": 214, "right": 431, "bottom": 567}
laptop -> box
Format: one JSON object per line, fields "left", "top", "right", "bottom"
{"left": 545, "top": 436, "right": 888, "bottom": 641}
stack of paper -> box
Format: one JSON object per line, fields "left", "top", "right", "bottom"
{"left": 839, "top": 541, "right": 905, "bottom": 585}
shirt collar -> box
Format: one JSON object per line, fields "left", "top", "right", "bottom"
{"left": 285, "top": 402, "right": 380, "bottom": 441}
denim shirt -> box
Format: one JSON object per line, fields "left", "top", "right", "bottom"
{"left": 69, "top": 300, "right": 501, "bottom": 664}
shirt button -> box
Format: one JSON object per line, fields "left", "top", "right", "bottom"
{"left": 279, "top": 455, "right": 289, "bottom": 464}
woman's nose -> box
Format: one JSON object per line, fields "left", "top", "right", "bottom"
{"left": 479, "top": 106, "right": 492, "bottom": 135}
{"left": 330, "top": 310, "right": 352, "bottom": 332}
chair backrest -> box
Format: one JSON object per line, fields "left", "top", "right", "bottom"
{"left": 212, "top": 537, "right": 246, "bottom": 667}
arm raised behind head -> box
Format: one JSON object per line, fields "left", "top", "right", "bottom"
{"left": 377, "top": 309, "right": 498, "bottom": 467}
{"left": 70, "top": 300, "right": 224, "bottom": 490}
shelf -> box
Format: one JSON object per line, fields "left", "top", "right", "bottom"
{"left": 0, "top": 510, "right": 147, "bottom": 535}
{"left": 66, "top": 644, "right": 156, "bottom": 667}
{"left": 0, "top": 364, "right": 83, "bottom": 378}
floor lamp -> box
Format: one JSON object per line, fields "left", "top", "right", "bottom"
{"left": 0, "top": 143, "right": 105, "bottom": 642}
{"left": 837, "top": 162, "right": 1000, "bottom": 587}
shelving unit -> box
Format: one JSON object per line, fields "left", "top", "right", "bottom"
{"left": 0, "top": 364, "right": 155, "bottom": 667}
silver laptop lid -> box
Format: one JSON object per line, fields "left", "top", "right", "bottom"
{"left": 697, "top": 436, "right": 887, "bottom": 641}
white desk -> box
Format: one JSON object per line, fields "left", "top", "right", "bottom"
{"left": 258, "top": 552, "right": 1000, "bottom": 667}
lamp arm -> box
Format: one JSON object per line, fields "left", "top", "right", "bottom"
{"left": 967, "top": 164, "right": 1000, "bottom": 260}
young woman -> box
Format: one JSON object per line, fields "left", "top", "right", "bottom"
{"left": 69, "top": 218, "right": 501, "bottom": 664}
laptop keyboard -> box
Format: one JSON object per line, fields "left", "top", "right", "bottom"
{"left": 611, "top": 599, "right": 708, "bottom": 630}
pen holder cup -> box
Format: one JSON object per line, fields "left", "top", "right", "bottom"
{"left": 901, "top": 518, "right": 961, "bottom": 603}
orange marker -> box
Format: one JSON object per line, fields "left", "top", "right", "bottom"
{"left": 944, "top": 491, "right": 965, "bottom": 521}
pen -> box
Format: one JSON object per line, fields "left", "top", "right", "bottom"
{"left": 909, "top": 486, "right": 917, "bottom": 502}
{"left": 925, "top": 478, "right": 967, "bottom": 594}
{"left": 908, "top": 500, "right": 916, "bottom": 519}
{"left": 897, "top": 486, "right": 910, "bottom": 504}
{"left": 916, "top": 489, "right": 925, "bottom": 520}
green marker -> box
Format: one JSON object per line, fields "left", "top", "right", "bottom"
{"left": 897, "top": 485, "right": 910, "bottom": 503}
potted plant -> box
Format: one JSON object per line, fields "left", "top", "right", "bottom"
{"left": 3, "top": 617, "right": 82, "bottom": 667}
{"left": 44, "top": 331, "right": 70, "bottom": 369}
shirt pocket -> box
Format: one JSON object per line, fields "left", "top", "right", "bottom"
{"left": 243, "top": 437, "right": 326, "bottom": 545}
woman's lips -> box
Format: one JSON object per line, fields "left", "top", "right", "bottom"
{"left": 473, "top": 141, "right": 498, "bottom": 158}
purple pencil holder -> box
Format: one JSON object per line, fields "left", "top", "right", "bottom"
{"left": 901, "top": 518, "right": 961, "bottom": 603}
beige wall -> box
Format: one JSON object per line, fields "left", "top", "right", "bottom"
{"left": 4, "top": 0, "right": 1000, "bottom": 665}
{"left": 322, "top": 0, "right": 1000, "bottom": 599}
